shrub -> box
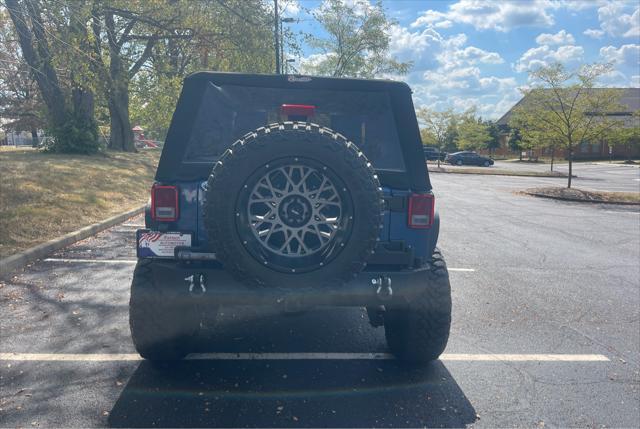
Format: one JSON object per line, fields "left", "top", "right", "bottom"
{"left": 44, "top": 112, "right": 102, "bottom": 154}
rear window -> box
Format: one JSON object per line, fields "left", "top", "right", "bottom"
{"left": 183, "top": 83, "right": 406, "bottom": 172}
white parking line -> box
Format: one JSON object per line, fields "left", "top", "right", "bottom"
{"left": 44, "top": 258, "right": 137, "bottom": 264}
{"left": 42, "top": 258, "right": 477, "bottom": 272}
{"left": 0, "top": 352, "right": 610, "bottom": 362}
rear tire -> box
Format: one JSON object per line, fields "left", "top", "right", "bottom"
{"left": 483, "top": 160, "right": 490, "bottom": 167}
{"left": 384, "top": 248, "right": 452, "bottom": 364}
{"left": 204, "top": 122, "right": 383, "bottom": 287}
{"left": 129, "top": 260, "right": 201, "bottom": 361}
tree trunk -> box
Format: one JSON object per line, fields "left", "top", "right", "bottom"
{"left": 567, "top": 146, "right": 573, "bottom": 188}
{"left": 550, "top": 146, "right": 555, "bottom": 172}
{"left": 72, "top": 87, "right": 95, "bottom": 124}
{"left": 31, "top": 129, "right": 39, "bottom": 148}
{"left": 106, "top": 39, "right": 135, "bottom": 152}
{"left": 108, "top": 87, "right": 135, "bottom": 152}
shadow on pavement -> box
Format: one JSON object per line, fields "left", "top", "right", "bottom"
{"left": 108, "top": 359, "right": 476, "bottom": 428}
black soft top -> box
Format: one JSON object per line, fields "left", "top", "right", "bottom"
{"left": 156, "top": 72, "right": 431, "bottom": 191}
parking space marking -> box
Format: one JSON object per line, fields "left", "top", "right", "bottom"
{"left": 44, "top": 258, "right": 137, "bottom": 264}
{"left": 0, "top": 352, "right": 609, "bottom": 362}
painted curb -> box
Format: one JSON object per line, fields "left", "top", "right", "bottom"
{"left": 429, "top": 169, "right": 572, "bottom": 178}
{"left": 0, "top": 205, "right": 146, "bottom": 277}
{"left": 524, "top": 191, "right": 640, "bottom": 206}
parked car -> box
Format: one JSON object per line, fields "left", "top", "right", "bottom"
{"left": 131, "top": 72, "right": 451, "bottom": 365}
{"left": 423, "top": 146, "right": 446, "bottom": 161}
{"left": 445, "top": 151, "right": 494, "bottom": 166}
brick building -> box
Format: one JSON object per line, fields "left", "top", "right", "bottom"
{"left": 492, "top": 88, "right": 640, "bottom": 160}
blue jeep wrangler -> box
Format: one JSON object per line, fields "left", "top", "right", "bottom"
{"left": 131, "top": 72, "right": 451, "bottom": 364}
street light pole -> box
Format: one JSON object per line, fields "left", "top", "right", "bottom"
{"left": 280, "top": 17, "right": 294, "bottom": 74}
{"left": 274, "top": 0, "right": 280, "bottom": 74}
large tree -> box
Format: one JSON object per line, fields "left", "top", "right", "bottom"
{"left": 88, "top": 0, "right": 196, "bottom": 151}
{"left": 456, "top": 109, "right": 492, "bottom": 152}
{"left": 0, "top": 9, "right": 45, "bottom": 145}
{"left": 416, "top": 107, "right": 454, "bottom": 167}
{"left": 511, "top": 62, "right": 621, "bottom": 187}
{"left": 303, "top": 0, "right": 410, "bottom": 78}
{"left": 5, "top": 0, "right": 99, "bottom": 153}
{"left": 129, "top": 0, "right": 277, "bottom": 140}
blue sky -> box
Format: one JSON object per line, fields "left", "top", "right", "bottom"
{"left": 280, "top": 0, "right": 640, "bottom": 119}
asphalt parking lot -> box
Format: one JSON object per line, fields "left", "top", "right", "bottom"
{"left": 1, "top": 169, "right": 639, "bottom": 428}
{"left": 491, "top": 161, "right": 640, "bottom": 192}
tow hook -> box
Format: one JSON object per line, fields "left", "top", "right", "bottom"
{"left": 372, "top": 275, "right": 392, "bottom": 301}
{"left": 185, "top": 273, "right": 206, "bottom": 296}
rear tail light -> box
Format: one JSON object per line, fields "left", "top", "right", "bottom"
{"left": 151, "top": 184, "right": 179, "bottom": 221}
{"left": 281, "top": 104, "right": 315, "bottom": 121}
{"left": 407, "top": 193, "right": 435, "bottom": 228}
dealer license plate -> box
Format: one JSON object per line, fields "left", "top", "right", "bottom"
{"left": 136, "top": 230, "right": 192, "bottom": 258}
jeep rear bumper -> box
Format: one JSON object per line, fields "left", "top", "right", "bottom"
{"left": 146, "top": 261, "right": 433, "bottom": 308}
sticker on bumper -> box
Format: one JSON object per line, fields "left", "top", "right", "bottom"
{"left": 137, "top": 230, "right": 191, "bottom": 258}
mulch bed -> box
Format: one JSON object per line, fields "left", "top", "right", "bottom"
{"left": 523, "top": 187, "right": 640, "bottom": 205}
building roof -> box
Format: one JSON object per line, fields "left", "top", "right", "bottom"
{"left": 496, "top": 88, "right": 640, "bottom": 126}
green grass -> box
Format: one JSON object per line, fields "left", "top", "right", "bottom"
{"left": 0, "top": 149, "right": 161, "bottom": 258}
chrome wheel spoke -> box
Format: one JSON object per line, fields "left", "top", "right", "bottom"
{"left": 245, "top": 162, "right": 344, "bottom": 258}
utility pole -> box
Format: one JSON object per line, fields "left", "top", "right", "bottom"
{"left": 274, "top": 0, "right": 280, "bottom": 74}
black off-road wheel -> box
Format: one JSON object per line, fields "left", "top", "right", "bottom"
{"left": 129, "top": 260, "right": 201, "bottom": 361}
{"left": 384, "top": 248, "right": 452, "bottom": 364}
{"left": 204, "top": 122, "right": 383, "bottom": 287}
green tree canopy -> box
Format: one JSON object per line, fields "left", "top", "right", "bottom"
{"left": 416, "top": 107, "right": 454, "bottom": 167}
{"left": 510, "top": 62, "right": 622, "bottom": 187}
{"left": 456, "top": 109, "right": 491, "bottom": 151}
{"left": 303, "top": 0, "right": 410, "bottom": 78}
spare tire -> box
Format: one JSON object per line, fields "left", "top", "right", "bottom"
{"left": 204, "top": 122, "right": 383, "bottom": 287}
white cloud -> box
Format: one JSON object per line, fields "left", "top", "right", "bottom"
{"left": 411, "top": 10, "right": 448, "bottom": 28}
{"left": 387, "top": 25, "right": 445, "bottom": 71}
{"left": 280, "top": 0, "right": 301, "bottom": 17}
{"left": 438, "top": 45, "right": 504, "bottom": 70}
{"left": 535, "top": 30, "right": 575, "bottom": 45}
{"left": 388, "top": 21, "right": 520, "bottom": 118}
{"left": 631, "top": 75, "right": 640, "bottom": 87}
{"left": 514, "top": 44, "right": 584, "bottom": 73}
{"left": 434, "top": 20, "right": 453, "bottom": 29}
{"left": 597, "top": 3, "right": 640, "bottom": 38}
{"left": 413, "top": 67, "right": 520, "bottom": 118}
{"left": 559, "top": 0, "right": 606, "bottom": 11}
{"left": 412, "top": 0, "right": 556, "bottom": 32}
{"left": 600, "top": 44, "right": 640, "bottom": 67}
{"left": 595, "top": 69, "right": 629, "bottom": 87}
{"left": 583, "top": 28, "right": 605, "bottom": 39}
{"left": 493, "top": 88, "right": 525, "bottom": 119}
{"left": 298, "top": 53, "right": 333, "bottom": 73}
{"left": 422, "top": 66, "right": 517, "bottom": 95}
